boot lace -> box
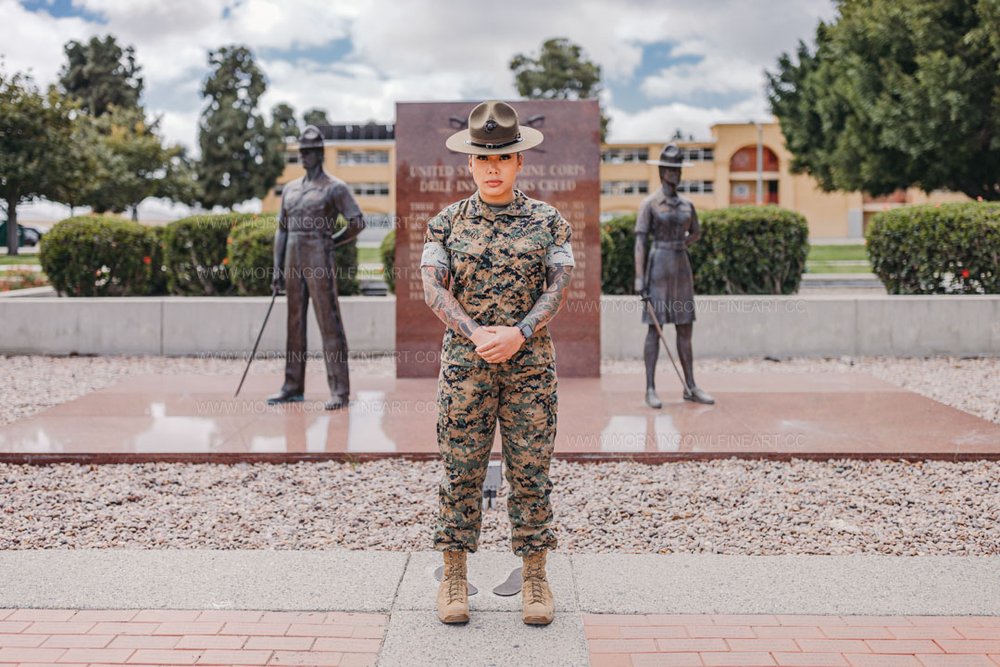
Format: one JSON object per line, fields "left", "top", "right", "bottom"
{"left": 444, "top": 554, "right": 466, "bottom": 604}
{"left": 446, "top": 572, "right": 465, "bottom": 604}
{"left": 524, "top": 559, "right": 547, "bottom": 604}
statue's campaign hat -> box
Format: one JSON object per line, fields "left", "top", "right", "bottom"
{"left": 445, "top": 100, "right": 544, "bottom": 155}
{"left": 298, "top": 125, "right": 325, "bottom": 149}
{"left": 647, "top": 143, "right": 684, "bottom": 167}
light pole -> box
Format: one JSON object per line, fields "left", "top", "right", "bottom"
{"left": 754, "top": 120, "right": 764, "bottom": 205}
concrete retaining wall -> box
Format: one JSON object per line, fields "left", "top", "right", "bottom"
{"left": 1, "top": 295, "right": 998, "bottom": 358}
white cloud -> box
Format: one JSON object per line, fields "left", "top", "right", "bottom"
{"left": 642, "top": 52, "right": 768, "bottom": 98}
{"left": 608, "top": 96, "right": 772, "bottom": 143}
{"left": 0, "top": 0, "right": 92, "bottom": 83}
{"left": 2, "top": 0, "right": 836, "bottom": 168}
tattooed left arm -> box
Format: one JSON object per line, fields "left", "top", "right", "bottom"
{"left": 517, "top": 264, "right": 575, "bottom": 334}
{"left": 476, "top": 264, "right": 574, "bottom": 363}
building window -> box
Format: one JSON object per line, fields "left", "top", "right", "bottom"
{"left": 350, "top": 182, "right": 390, "bottom": 196}
{"left": 285, "top": 152, "right": 299, "bottom": 164}
{"left": 682, "top": 148, "right": 714, "bottom": 162}
{"left": 600, "top": 148, "right": 649, "bottom": 164}
{"left": 678, "top": 180, "right": 714, "bottom": 194}
{"left": 338, "top": 150, "right": 390, "bottom": 166}
{"left": 729, "top": 145, "right": 779, "bottom": 172}
{"left": 601, "top": 180, "right": 650, "bottom": 196}
{"left": 274, "top": 185, "right": 284, "bottom": 196}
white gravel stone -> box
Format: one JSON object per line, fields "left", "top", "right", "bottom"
{"left": 0, "top": 354, "right": 998, "bottom": 555}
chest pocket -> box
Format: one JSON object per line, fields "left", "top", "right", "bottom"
{"left": 493, "top": 230, "right": 551, "bottom": 266}
{"left": 445, "top": 231, "right": 488, "bottom": 277}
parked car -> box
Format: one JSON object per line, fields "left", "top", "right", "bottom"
{"left": 0, "top": 220, "right": 43, "bottom": 247}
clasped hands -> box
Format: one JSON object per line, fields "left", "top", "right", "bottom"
{"left": 470, "top": 325, "right": 524, "bottom": 364}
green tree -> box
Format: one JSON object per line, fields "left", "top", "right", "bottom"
{"left": 59, "top": 35, "right": 144, "bottom": 116}
{"left": 197, "top": 45, "right": 284, "bottom": 209}
{"left": 0, "top": 70, "right": 79, "bottom": 255}
{"left": 767, "top": 0, "right": 1000, "bottom": 200}
{"left": 510, "top": 37, "right": 610, "bottom": 140}
{"left": 303, "top": 107, "right": 330, "bottom": 126}
{"left": 271, "top": 102, "right": 299, "bottom": 139}
{"left": 81, "top": 106, "right": 198, "bottom": 220}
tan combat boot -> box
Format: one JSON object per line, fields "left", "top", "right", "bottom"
{"left": 521, "top": 549, "right": 554, "bottom": 625}
{"left": 436, "top": 550, "right": 469, "bottom": 623}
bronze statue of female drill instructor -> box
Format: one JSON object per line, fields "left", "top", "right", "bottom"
{"left": 634, "top": 143, "right": 714, "bottom": 408}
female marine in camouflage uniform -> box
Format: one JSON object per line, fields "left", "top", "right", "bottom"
{"left": 419, "top": 100, "right": 575, "bottom": 626}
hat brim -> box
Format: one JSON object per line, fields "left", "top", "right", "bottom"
{"left": 647, "top": 159, "right": 683, "bottom": 167}
{"left": 445, "top": 125, "right": 544, "bottom": 155}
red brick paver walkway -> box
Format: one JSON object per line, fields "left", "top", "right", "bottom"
{"left": 585, "top": 614, "right": 1000, "bottom": 667}
{"left": 0, "top": 608, "right": 385, "bottom": 666}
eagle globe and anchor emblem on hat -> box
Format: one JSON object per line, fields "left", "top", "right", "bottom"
{"left": 445, "top": 100, "right": 544, "bottom": 155}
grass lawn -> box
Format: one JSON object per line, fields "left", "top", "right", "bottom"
{"left": 357, "top": 246, "right": 381, "bottom": 265}
{"left": 808, "top": 244, "right": 868, "bottom": 262}
{"left": 806, "top": 244, "right": 870, "bottom": 273}
{"left": 0, "top": 254, "right": 40, "bottom": 265}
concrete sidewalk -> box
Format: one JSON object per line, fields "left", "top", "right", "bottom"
{"left": 2, "top": 549, "right": 1000, "bottom": 666}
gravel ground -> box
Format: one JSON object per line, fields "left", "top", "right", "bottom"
{"left": 0, "top": 354, "right": 998, "bottom": 555}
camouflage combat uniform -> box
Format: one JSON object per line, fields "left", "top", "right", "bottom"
{"left": 420, "top": 188, "right": 575, "bottom": 556}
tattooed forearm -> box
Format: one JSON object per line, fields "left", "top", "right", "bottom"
{"left": 421, "top": 265, "right": 480, "bottom": 338}
{"left": 519, "top": 265, "right": 574, "bottom": 333}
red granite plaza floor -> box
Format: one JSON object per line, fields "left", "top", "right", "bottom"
{"left": 3, "top": 609, "right": 1000, "bottom": 666}
{"left": 0, "top": 608, "right": 384, "bottom": 666}
{"left": 584, "top": 613, "right": 1000, "bottom": 666}
{"left": 0, "top": 370, "right": 997, "bottom": 462}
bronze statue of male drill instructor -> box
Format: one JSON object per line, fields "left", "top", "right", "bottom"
{"left": 635, "top": 143, "right": 714, "bottom": 408}
{"left": 267, "top": 125, "right": 365, "bottom": 410}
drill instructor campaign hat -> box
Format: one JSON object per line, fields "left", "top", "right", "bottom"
{"left": 445, "top": 100, "right": 544, "bottom": 155}
{"left": 297, "top": 124, "right": 325, "bottom": 149}
{"left": 647, "top": 143, "right": 684, "bottom": 167}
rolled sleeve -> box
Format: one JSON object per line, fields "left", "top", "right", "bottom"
{"left": 420, "top": 241, "right": 450, "bottom": 270}
{"left": 546, "top": 214, "right": 575, "bottom": 267}
{"left": 420, "top": 211, "right": 452, "bottom": 269}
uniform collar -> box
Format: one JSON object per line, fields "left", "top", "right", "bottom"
{"left": 465, "top": 189, "right": 533, "bottom": 221}
{"left": 654, "top": 186, "right": 683, "bottom": 207}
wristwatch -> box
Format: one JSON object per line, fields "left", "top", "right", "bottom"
{"left": 516, "top": 322, "right": 533, "bottom": 340}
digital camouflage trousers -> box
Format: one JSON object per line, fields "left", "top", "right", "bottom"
{"left": 432, "top": 360, "right": 559, "bottom": 556}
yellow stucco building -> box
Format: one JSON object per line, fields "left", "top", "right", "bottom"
{"left": 263, "top": 120, "right": 968, "bottom": 241}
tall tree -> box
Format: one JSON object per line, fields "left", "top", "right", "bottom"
{"left": 0, "top": 70, "right": 79, "bottom": 255}
{"left": 510, "top": 37, "right": 610, "bottom": 140}
{"left": 197, "top": 45, "right": 284, "bottom": 209}
{"left": 271, "top": 102, "right": 299, "bottom": 139}
{"left": 767, "top": 0, "right": 1000, "bottom": 200}
{"left": 303, "top": 107, "right": 330, "bottom": 126}
{"left": 59, "top": 35, "right": 144, "bottom": 116}
{"left": 81, "top": 106, "right": 198, "bottom": 220}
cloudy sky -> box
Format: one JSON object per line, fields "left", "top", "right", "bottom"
{"left": 1, "top": 0, "right": 836, "bottom": 219}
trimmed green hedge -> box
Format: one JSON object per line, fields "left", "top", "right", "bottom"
{"left": 380, "top": 229, "right": 396, "bottom": 294}
{"left": 226, "top": 215, "right": 279, "bottom": 296}
{"left": 601, "top": 216, "right": 634, "bottom": 294}
{"left": 225, "top": 214, "right": 361, "bottom": 297}
{"left": 867, "top": 203, "right": 1000, "bottom": 294}
{"left": 39, "top": 215, "right": 160, "bottom": 296}
{"left": 148, "top": 225, "right": 168, "bottom": 295}
{"left": 601, "top": 206, "right": 809, "bottom": 295}
{"left": 162, "top": 214, "right": 242, "bottom": 295}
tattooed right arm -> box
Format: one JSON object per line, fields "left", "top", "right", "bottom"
{"left": 421, "top": 265, "right": 480, "bottom": 339}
